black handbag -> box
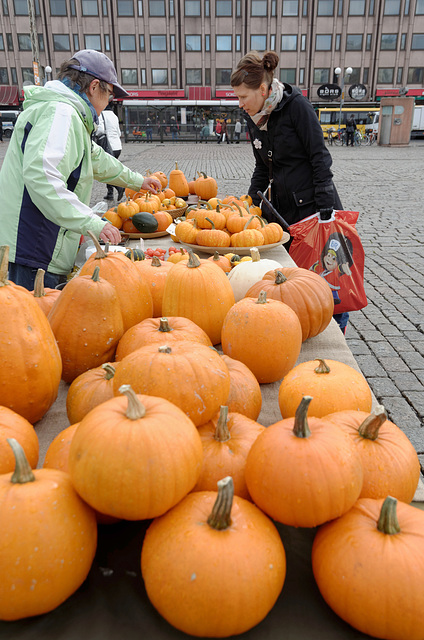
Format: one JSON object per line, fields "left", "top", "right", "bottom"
{"left": 94, "top": 114, "right": 113, "bottom": 155}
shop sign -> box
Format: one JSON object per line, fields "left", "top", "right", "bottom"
{"left": 349, "top": 84, "right": 367, "bottom": 101}
{"left": 317, "top": 84, "right": 341, "bottom": 100}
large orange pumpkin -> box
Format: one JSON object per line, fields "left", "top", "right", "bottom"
{"left": 194, "top": 171, "right": 218, "bottom": 200}
{"left": 221, "top": 291, "right": 302, "bottom": 383}
{"left": 66, "top": 362, "right": 116, "bottom": 424}
{"left": 31, "top": 268, "right": 61, "bottom": 316}
{"left": 0, "top": 246, "right": 62, "bottom": 424}
{"left": 245, "top": 396, "right": 363, "bottom": 527}
{"left": 0, "top": 406, "right": 39, "bottom": 473}
{"left": 162, "top": 251, "right": 235, "bottom": 345}
{"left": 245, "top": 267, "right": 334, "bottom": 341}
{"left": 112, "top": 342, "right": 230, "bottom": 427}
{"left": 168, "top": 161, "right": 189, "bottom": 197}
{"left": 0, "top": 438, "right": 97, "bottom": 621}
{"left": 48, "top": 267, "right": 124, "bottom": 383}
{"left": 141, "top": 476, "right": 286, "bottom": 637}
{"left": 115, "top": 316, "right": 212, "bottom": 360}
{"left": 69, "top": 385, "right": 203, "bottom": 520}
{"left": 43, "top": 423, "right": 79, "bottom": 472}
{"left": 325, "top": 405, "right": 421, "bottom": 502}
{"left": 194, "top": 406, "right": 265, "bottom": 499}
{"left": 133, "top": 255, "right": 174, "bottom": 316}
{"left": 312, "top": 496, "right": 424, "bottom": 640}
{"left": 221, "top": 354, "right": 262, "bottom": 420}
{"left": 278, "top": 358, "right": 373, "bottom": 418}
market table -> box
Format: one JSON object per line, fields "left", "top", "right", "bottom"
{"left": 3, "top": 234, "right": 422, "bottom": 640}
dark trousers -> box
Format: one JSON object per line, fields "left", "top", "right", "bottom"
{"left": 346, "top": 131, "right": 355, "bottom": 146}
{"left": 106, "top": 150, "right": 122, "bottom": 195}
{"left": 8, "top": 262, "right": 67, "bottom": 291}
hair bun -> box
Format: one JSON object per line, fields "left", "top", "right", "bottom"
{"left": 262, "top": 52, "right": 279, "bottom": 72}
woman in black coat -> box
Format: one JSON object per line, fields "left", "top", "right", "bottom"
{"left": 230, "top": 51, "right": 342, "bottom": 228}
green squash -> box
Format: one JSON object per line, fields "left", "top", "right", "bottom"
{"left": 131, "top": 212, "right": 159, "bottom": 234}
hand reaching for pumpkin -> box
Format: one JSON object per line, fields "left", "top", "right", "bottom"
{"left": 99, "top": 222, "right": 122, "bottom": 245}
{"left": 141, "top": 176, "right": 162, "bottom": 193}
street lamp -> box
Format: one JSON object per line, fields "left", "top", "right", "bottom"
{"left": 45, "top": 65, "right": 52, "bottom": 82}
{"left": 335, "top": 66, "right": 353, "bottom": 133}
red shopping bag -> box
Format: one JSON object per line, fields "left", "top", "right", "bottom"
{"left": 288, "top": 210, "right": 367, "bottom": 314}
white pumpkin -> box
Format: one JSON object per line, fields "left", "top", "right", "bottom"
{"left": 227, "top": 247, "right": 282, "bottom": 302}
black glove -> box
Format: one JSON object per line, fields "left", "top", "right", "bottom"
{"left": 319, "top": 208, "right": 333, "bottom": 220}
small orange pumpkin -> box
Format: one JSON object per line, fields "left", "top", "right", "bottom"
{"left": 66, "top": 362, "right": 116, "bottom": 424}
{"left": 0, "top": 406, "right": 39, "bottom": 473}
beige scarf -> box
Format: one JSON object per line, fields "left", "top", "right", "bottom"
{"left": 251, "top": 79, "right": 285, "bottom": 131}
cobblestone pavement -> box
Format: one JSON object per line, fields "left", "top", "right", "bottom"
{"left": 1, "top": 138, "right": 423, "bottom": 471}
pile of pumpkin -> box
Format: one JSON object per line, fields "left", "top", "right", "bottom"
{"left": 0, "top": 241, "right": 423, "bottom": 640}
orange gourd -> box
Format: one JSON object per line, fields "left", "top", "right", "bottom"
{"left": 152, "top": 210, "right": 173, "bottom": 231}
{"left": 134, "top": 193, "right": 158, "bottom": 214}
{"left": 0, "top": 406, "right": 39, "bottom": 473}
{"left": 151, "top": 170, "right": 168, "bottom": 189}
{"left": 325, "top": 405, "right": 421, "bottom": 502}
{"left": 230, "top": 217, "right": 265, "bottom": 247}
{"left": 0, "top": 438, "right": 97, "bottom": 621}
{"left": 66, "top": 362, "right": 116, "bottom": 424}
{"left": 69, "top": 385, "right": 203, "bottom": 520}
{"left": 207, "top": 251, "right": 232, "bottom": 273}
{"left": 0, "top": 246, "right": 62, "bottom": 424}
{"left": 196, "top": 218, "right": 231, "bottom": 247}
{"left": 43, "top": 423, "right": 79, "bottom": 473}
{"left": 194, "top": 171, "right": 218, "bottom": 200}
{"left": 122, "top": 217, "right": 140, "bottom": 233}
{"left": 103, "top": 206, "right": 123, "bottom": 229}
{"left": 221, "top": 290, "right": 302, "bottom": 383}
{"left": 31, "top": 268, "right": 61, "bottom": 316}
{"left": 112, "top": 342, "right": 230, "bottom": 427}
{"left": 48, "top": 266, "right": 124, "bottom": 383}
{"left": 174, "top": 218, "right": 199, "bottom": 244}
{"left": 115, "top": 316, "right": 212, "bottom": 360}
{"left": 168, "top": 161, "right": 189, "bottom": 197}
{"left": 221, "top": 354, "right": 262, "bottom": 420}
{"left": 117, "top": 197, "right": 139, "bottom": 221}
{"left": 133, "top": 255, "right": 174, "bottom": 316}
{"left": 278, "top": 358, "right": 373, "bottom": 418}
{"left": 141, "top": 476, "right": 286, "bottom": 637}
{"left": 245, "top": 396, "right": 364, "bottom": 527}
{"left": 312, "top": 496, "right": 424, "bottom": 640}
{"left": 194, "top": 406, "right": 265, "bottom": 499}
{"left": 162, "top": 250, "right": 235, "bottom": 345}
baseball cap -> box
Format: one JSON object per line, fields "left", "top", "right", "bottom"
{"left": 69, "top": 49, "right": 129, "bottom": 99}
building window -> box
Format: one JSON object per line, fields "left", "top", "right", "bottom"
{"left": 205, "top": 34, "right": 210, "bottom": 51}
{"left": 141, "top": 68, "right": 146, "bottom": 84}
{"left": 280, "top": 68, "right": 296, "bottom": 83}
{"left": 120, "top": 34, "right": 136, "bottom": 50}
{"left": 0, "top": 35, "right": 3, "bottom": 50}
{"left": 73, "top": 34, "right": 79, "bottom": 50}
{"left": 17, "top": 34, "right": 32, "bottom": 50}
{"left": 205, "top": 0, "right": 209, "bottom": 15}
{"left": 138, "top": 0, "right": 143, "bottom": 13}
{"left": 346, "top": 34, "right": 363, "bottom": 50}
{"left": 313, "top": 68, "right": 330, "bottom": 83}
{"left": 186, "top": 68, "right": 202, "bottom": 83}
{"left": 301, "top": 34, "right": 306, "bottom": 50}
{"left": 366, "top": 33, "right": 372, "bottom": 49}
{"left": 407, "top": 67, "right": 423, "bottom": 82}
{"left": 171, "top": 68, "right": 176, "bottom": 84}
{"left": 185, "top": 0, "right": 200, "bottom": 15}
{"left": 317, "top": 0, "right": 334, "bottom": 14}
{"left": 6, "top": 33, "right": 13, "bottom": 50}
{"left": 348, "top": 67, "right": 360, "bottom": 83}
{"left": 216, "top": 34, "right": 232, "bottom": 50}
{"left": 151, "top": 34, "right": 167, "bottom": 50}
{"left": 152, "top": 68, "right": 168, "bottom": 84}
{"left": 236, "top": 34, "right": 241, "bottom": 50}
{"left": 186, "top": 35, "right": 201, "bottom": 50}
{"left": 271, "top": 0, "right": 276, "bottom": 13}
{"left": 0, "top": 68, "right": 8, "bottom": 83}
{"left": 270, "top": 34, "right": 276, "bottom": 49}
{"left": 299, "top": 67, "right": 305, "bottom": 83}
{"left": 400, "top": 33, "right": 407, "bottom": 49}
{"left": 384, "top": 0, "right": 400, "bottom": 13}
{"left": 2, "top": 0, "right": 9, "bottom": 15}
{"left": 397, "top": 66, "right": 403, "bottom": 82}
{"left": 381, "top": 34, "right": 397, "bottom": 49}
{"left": 38, "top": 34, "right": 44, "bottom": 50}
{"left": 251, "top": 0, "right": 267, "bottom": 15}
{"left": 81, "top": 0, "right": 98, "bottom": 15}
{"left": 417, "top": 0, "right": 424, "bottom": 13}
{"left": 71, "top": 0, "right": 77, "bottom": 14}
{"left": 169, "top": 0, "right": 174, "bottom": 15}
{"left": 303, "top": 0, "right": 308, "bottom": 14}
{"left": 315, "top": 34, "right": 332, "bottom": 50}
{"left": 281, "top": 34, "right": 297, "bottom": 50}
{"left": 170, "top": 34, "right": 175, "bottom": 50}
{"left": 282, "top": 0, "right": 298, "bottom": 14}
{"left": 149, "top": 0, "right": 165, "bottom": 15}
{"left": 348, "top": 0, "right": 365, "bottom": 14}
{"left": 216, "top": 68, "right": 232, "bottom": 84}
{"left": 85, "top": 34, "right": 101, "bottom": 50}
{"left": 377, "top": 67, "right": 394, "bottom": 82}
{"left": 205, "top": 67, "right": 211, "bottom": 84}
{"left": 122, "top": 68, "right": 138, "bottom": 84}
{"left": 104, "top": 34, "right": 110, "bottom": 50}
{"left": 53, "top": 34, "right": 70, "bottom": 50}
{"left": 22, "top": 67, "right": 34, "bottom": 83}
{"left": 338, "top": 0, "right": 343, "bottom": 14}
{"left": 216, "top": 0, "right": 232, "bottom": 15}
{"left": 404, "top": 0, "right": 409, "bottom": 12}
{"left": 251, "top": 34, "right": 267, "bottom": 50}
{"left": 11, "top": 67, "right": 17, "bottom": 83}
{"left": 335, "top": 33, "right": 341, "bottom": 50}
{"left": 50, "top": 0, "right": 67, "bottom": 15}
{"left": 363, "top": 67, "right": 369, "bottom": 83}
{"left": 411, "top": 33, "right": 424, "bottom": 48}
{"left": 13, "top": 0, "right": 28, "bottom": 14}
{"left": 140, "top": 34, "right": 145, "bottom": 50}
{"left": 117, "top": 0, "right": 134, "bottom": 15}
{"left": 369, "top": 0, "right": 374, "bottom": 13}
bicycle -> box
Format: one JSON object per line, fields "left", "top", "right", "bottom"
{"left": 333, "top": 129, "right": 347, "bottom": 146}
{"left": 363, "top": 130, "right": 378, "bottom": 146}
{"left": 327, "top": 127, "right": 336, "bottom": 146}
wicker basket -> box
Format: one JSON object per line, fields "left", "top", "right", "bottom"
{"left": 167, "top": 205, "right": 188, "bottom": 220}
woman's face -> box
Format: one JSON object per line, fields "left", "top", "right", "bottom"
{"left": 232, "top": 82, "right": 269, "bottom": 116}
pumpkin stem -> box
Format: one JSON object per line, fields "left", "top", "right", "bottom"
{"left": 314, "top": 359, "right": 331, "bottom": 375}
{"left": 207, "top": 476, "right": 234, "bottom": 530}
{"left": 243, "top": 215, "right": 256, "bottom": 231}
{"left": 377, "top": 496, "right": 401, "bottom": 535}
{"left": 101, "top": 363, "right": 116, "bottom": 380}
{"left": 274, "top": 270, "right": 287, "bottom": 284}
{"left": 292, "top": 396, "right": 313, "bottom": 439}
{"left": 232, "top": 202, "right": 243, "bottom": 216}
{"left": 212, "top": 251, "right": 221, "bottom": 261}
{"left": 87, "top": 230, "right": 107, "bottom": 259}
{"left": 91, "top": 266, "right": 101, "bottom": 282}
{"left": 0, "top": 245, "right": 10, "bottom": 287}
{"left": 158, "top": 317, "right": 172, "bottom": 332}
{"left": 205, "top": 217, "right": 216, "bottom": 230}
{"left": 119, "top": 384, "right": 147, "bottom": 420}
{"left": 8, "top": 438, "right": 36, "bottom": 484}
{"left": 255, "top": 290, "right": 268, "bottom": 305}
{"left": 158, "top": 345, "right": 172, "bottom": 354}
{"left": 358, "top": 405, "right": 387, "bottom": 440}
{"left": 187, "top": 249, "right": 201, "bottom": 269}
{"left": 214, "top": 406, "right": 231, "bottom": 443}
{"left": 249, "top": 247, "right": 261, "bottom": 262}
{"left": 33, "top": 269, "right": 46, "bottom": 297}
{"left": 151, "top": 256, "right": 162, "bottom": 267}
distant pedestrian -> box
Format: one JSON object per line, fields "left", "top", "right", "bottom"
{"left": 215, "top": 120, "right": 222, "bottom": 143}
{"left": 346, "top": 115, "right": 356, "bottom": 147}
{"left": 146, "top": 118, "right": 153, "bottom": 142}
{"left": 234, "top": 118, "right": 242, "bottom": 143}
{"left": 158, "top": 119, "right": 164, "bottom": 143}
{"left": 200, "top": 124, "right": 210, "bottom": 143}
{"left": 0, "top": 113, "right": 3, "bottom": 142}
{"left": 170, "top": 116, "right": 178, "bottom": 142}
{"left": 221, "top": 118, "right": 230, "bottom": 144}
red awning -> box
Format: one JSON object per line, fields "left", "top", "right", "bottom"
{"left": 0, "top": 85, "right": 20, "bottom": 106}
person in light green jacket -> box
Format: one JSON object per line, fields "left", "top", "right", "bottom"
{"left": 0, "top": 49, "right": 161, "bottom": 290}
